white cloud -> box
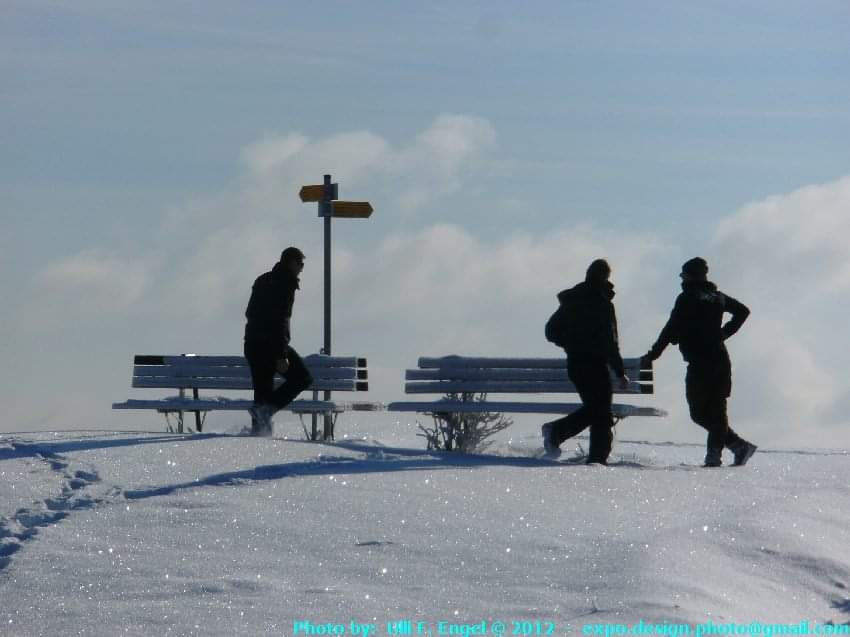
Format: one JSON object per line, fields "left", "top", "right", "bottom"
{"left": 163, "top": 222, "right": 291, "bottom": 320}
{"left": 333, "top": 223, "right": 668, "bottom": 357}
{"left": 728, "top": 317, "right": 839, "bottom": 444}
{"left": 240, "top": 130, "right": 391, "bottom": 190}
{"left": 710, "top": 174, "right": 850, "bottom": 444}
{"left": 28, "top": 251, "right": 153, "bottom": 327}
{"left": 157, "top": 114, "right": 500, "bottom": 321}
{"left": 714, "top": 175, "right": 850, "bottom": 296}
{"left": 12, "top": 113, "right": 850, "bottom": 448}
{"left": 239, "top": 132, "right": 310, "bottom": 177}
{"left": 232, "top": 114, "right": 496, "bottom": 219}
{"left": 411, "top": 114, "right": 497, "bottom": 176}
{"left": 390, "top": 114, "right": 497, "bottom": 213}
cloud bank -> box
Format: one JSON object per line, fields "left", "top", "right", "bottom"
{"left": 710, "top": 175, "right": 850, "bottom": 445}
{"left": 11, "top": 116, "right": 850, "bottom": 449}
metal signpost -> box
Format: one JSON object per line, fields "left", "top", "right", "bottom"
{"left": 299, "top": 174, "right": 373, "bottom": 440}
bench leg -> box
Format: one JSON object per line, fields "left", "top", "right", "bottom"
{"left": 324, "top": 412, "right": 338, "bottom": 441}
{"left": 177, "top": 388, "right": 186, "bottom": 434}
{"left": 193, "top": 388, "right": 202, "bottom": 432}
{"left": 311, "top": 389, "right": 319, "bottom": 441}
{"left": 296, "top": 413, "right": 308, "bottom": 439}
{"left": 322, "top": 388, "right": 332, "bottom": 440}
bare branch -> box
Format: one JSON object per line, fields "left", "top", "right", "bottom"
{"left": 418, "top": 392, "right": 513, "bottom": 453}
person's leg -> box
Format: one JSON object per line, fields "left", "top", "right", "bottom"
{"left": 710, "top": 395, "right": 745, "bottom": 450}
{"left": 548, "top": 408, "right": 590, "bottom": 446}
{"left": 686, "top": 364, "right": 714, "bottom": 430}
{"left": 244, "top": 340, "right": 277, "bottom": 433}
{"left": 244, "top": 341, "right": 276, "bottom": 404}
{"left": 584, "top": 362, "right": 614, "bottom": 464}
{"left": 687, "top": 360, "right": 729, "bottom": 465}
{"left": 713, "top": 355, "right": 756, "bottom": 464}
{"left": 713, "top": 354, "right": 745, "bottom": 450}
{"left": 549, "top": 358, "right": 593, "bottom": 446}
{"left": 269, "top": 346, "right": 314, "bottom": 411}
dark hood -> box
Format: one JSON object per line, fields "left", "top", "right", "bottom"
{"left": 557, "top": 279, "right": 615, "bottom": 304}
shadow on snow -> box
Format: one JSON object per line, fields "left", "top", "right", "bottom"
{"left": 0, "top": 433, "right": 220, "bottom": 463}
{"left": 122, "top": 438, "right": 574, "bottom": 501}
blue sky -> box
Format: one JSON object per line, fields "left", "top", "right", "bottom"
{"left": 3, "top": 1, "right": 850, "bottom": 446}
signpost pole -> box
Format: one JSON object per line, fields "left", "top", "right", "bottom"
{"left": 322, "top": 174, "right": 333, "bottom": 440}
{"left": 299, "top": 175, "right": 372, "bottom": 442}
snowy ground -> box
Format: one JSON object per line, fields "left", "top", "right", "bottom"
{"left": 1, "top": 418, "right": 849, "bottom": 637}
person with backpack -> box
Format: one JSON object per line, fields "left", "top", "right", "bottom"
{"left": 243, "top": 247, "right": 313, "bottom": 436}
{"left": 542, "top": 259, "right": 629, "bottom": 464}
{"left": 641, "top": 257, "right": 757, "bottom": 467}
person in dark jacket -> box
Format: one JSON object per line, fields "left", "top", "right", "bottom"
{"left": 642, "top": 257, "right": 757, "bottom": 467}
{"left": 541, "top": 259, "right": 629, "bottom": 465}
{"left": 243, "top": 247, "right": 313, "bottom": 435}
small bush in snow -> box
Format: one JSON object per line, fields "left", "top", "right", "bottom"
{"left": 418, "top": 392, "right": 513, "bottom": 453}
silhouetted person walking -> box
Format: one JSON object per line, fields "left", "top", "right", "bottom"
{"left": 642, "top": 257, "right": 757, "bottom": 467}
{"left": 542, "top": 259, "right": 629, "bottom": 465}
{"left": 244, "top": 247, "right": 313, "bottom": 436}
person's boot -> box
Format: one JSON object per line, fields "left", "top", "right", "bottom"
{"left": 731, "top": 441, "right": 757, "bottom": 466}
{"left": 541, "top": 422, "right": 561, "bottom": 458}
{"left": 586, "top": 424, "right": 613, "bottom": 466}
{"left": 249, "top": 404, "right": 274, "bottom": 436}
{"left": 703, "top": 448, "right": 722, "bottom": 467}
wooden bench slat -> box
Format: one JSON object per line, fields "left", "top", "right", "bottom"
{"left": 131, "top": 377, "right": 368, "bottom": 392}
{"left": 404, "top": 380, "right": 652, "bottom": 394}
{"left": 387, "top": 401, "right": 667, "bottom": 417}
{"left": 113, "top": 398, "right": 384, "bottom": 413}
{"left": 304, "top": 355, "right": 367, "bottom": 369}
{"left": 112, "top": 398, "right": 343, "bottom": 413}
{"left": 133, "top": 354, "right": 366, "bottom": 368}
{"left": 344, "top": 401, "right": 386, "bottom": 412}
{"left": 406, "top": 368, "right": 652, "bottom": 382}
{"left": 417, "top": 356, "right": 650, "bottom": 370}
{"left": 132, "top": 365, "right": 367, "bottom": 381}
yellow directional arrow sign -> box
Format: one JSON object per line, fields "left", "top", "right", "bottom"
{"left": 331, "top": 201, "right": 373, "bottom": 218}
{"left": 299, "top": 183, "right": 338, "bottom": 202}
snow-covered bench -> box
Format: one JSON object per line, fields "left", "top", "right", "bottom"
{"left": 387, "top": 356, "right": 666, "bottom": 419}
{"left": 112, "top": 354, "right": 379, "bottom": 437}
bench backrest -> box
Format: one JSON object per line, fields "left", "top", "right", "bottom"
{"left": 131, "top": 354, "right": 368, "bottom": 392}
{"left": 404, "top": 356, "right": 651, "bottom": 395}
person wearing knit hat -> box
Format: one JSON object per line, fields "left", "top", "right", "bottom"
{"left": 681, "top": 256, "right": 708, "bottom": 279}
{"left": 642, "top": 257, "right": 757, "bottom": 467}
